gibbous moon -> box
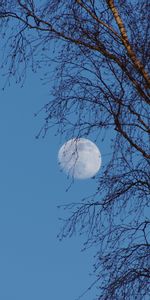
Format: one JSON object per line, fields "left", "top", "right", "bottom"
{"left": 58, "top": 138, "right": 101, "bottom": 179}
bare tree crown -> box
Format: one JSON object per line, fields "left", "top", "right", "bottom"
{"left": 0, "top": 1, "right": 150, "bottom": 299}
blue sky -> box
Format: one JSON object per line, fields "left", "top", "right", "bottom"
{"left": 0, "top": 72, "right": 102, "bottom": 300}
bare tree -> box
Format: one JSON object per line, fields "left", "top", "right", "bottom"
{"left": 0, "top": 1, "right": 150, "bottom": 299}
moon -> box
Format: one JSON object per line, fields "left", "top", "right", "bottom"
{"left": 58, "top": 138, "right": 101, "bottom": 179}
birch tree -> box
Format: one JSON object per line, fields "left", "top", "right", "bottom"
{"left": 0, "top": 1, "right": 150, "bottom": 299}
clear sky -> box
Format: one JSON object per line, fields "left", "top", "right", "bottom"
{"left": 0, "top": 72, "right": 104, "bottom": 300}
